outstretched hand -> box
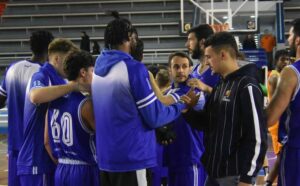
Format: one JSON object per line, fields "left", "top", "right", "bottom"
{"left": 187, "top": 78, "right": 212, "bottom": 94}
{"left": 180, "top": 88, "right": 200, "bottom": 108}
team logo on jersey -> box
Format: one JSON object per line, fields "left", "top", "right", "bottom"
{"left": 222, "top": 90, "right": 231, "bottom": 102}
{"left": 225, "top": 90, "right": 231, "bottom": 97}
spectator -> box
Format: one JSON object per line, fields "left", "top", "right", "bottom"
{"left": 260, "top": 29, "right": 276, "bottom": 69}
{"left": 80, "top": 31, "right": 90, "bottom": 52}
{"left": 242, "top": 34, "right": 257, "bottom": 50}
{"left": 92, "top": 40, "right": 100, "bottom": 55}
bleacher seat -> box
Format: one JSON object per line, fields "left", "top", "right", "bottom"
{"left": 0, "top": 2, "right": 7, "bottom": 16}
{"left": 241, "top": 49, "right": 268, "bottom": 68}
{"left": 0, "top": 0, "right": 194, "bottom": 65}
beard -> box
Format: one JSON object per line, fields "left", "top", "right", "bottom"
{"left": 289, "top": 37, "right": 297, "bottom": 58}
{"left": 290, "top": 46, "right": 297, "bottom": 58}
{"left": 130, "top": 41, "right": 139, "bottom": 61}
{"left": 191, "top": 43, "right": 203, "bottom": 60}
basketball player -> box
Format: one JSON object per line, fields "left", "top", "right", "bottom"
{"left": 267, "top": 18, "right": 300, "bottom": 186}
{"left": 17, "top": 38, "right": 78, "bottom": 186}
{"left": 92, "top": 16, "right": 187, "bottom": 186}
{"left": 0, "top": 30, "right": 54, "bottom": 186}
{"left": 149, "top": 52, "right": 206, "bottom": 186}
{"left": 185, "top": 24, "right": 219, "bottom": 93}
{"left": 45, "top": 50, "right": 99, "bottom": 186}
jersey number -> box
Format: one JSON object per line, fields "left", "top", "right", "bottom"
{"left": 50, "top": 109, "right": 73, "bottom": 146}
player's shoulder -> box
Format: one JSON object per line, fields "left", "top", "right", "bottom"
{"left": 7, "top": 60, "right": 27, "bottom": 70}
{"left": 31, "top": 67, "right": 48, "bottom": 82}
{"left": 125, "top": 58, "right": 146, "bottom": 68}
{"left": 124, "top": 59, "right": 148, "bottom": 76}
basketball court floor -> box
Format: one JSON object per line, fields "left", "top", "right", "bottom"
{"left": 0, "top": 134, "right": 277, "bottom": 186}
{"left": 0, "top": 135, "right": 7, "bottom": 186}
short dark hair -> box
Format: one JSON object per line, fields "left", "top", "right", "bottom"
{"left": 187, "top": 24, "right": 214, "bottom": 41}
{"left": 63, "top": 50, "right": 94, "bottom": 81}
{"left": 204, "top": 32, "right": 239, "bottom": 59}
{"left": 168, "top": 52, "right": 193, "bottom": 67}
{"left": 30, "top": 30, "right": 54, "bottom": 56}
{"left": 104, "top": 18, "right": 135, "bottom": 49}
{"left": 147, "top": 65, "right": 159, "bottom": 77}
{"left": 274, "top": 49, "right": 289, "bottom": 63}
{"left": 48, "top": 38, "right": 78, "bottom": 55}
{"left": 291, "top": 18, "right": 300, "bottom": 37}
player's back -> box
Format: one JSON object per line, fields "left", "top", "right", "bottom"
{"left": 48, "top": 92, "right": 96, "bottom": 165}
{"left": 18, "top": 63, "right": 65, "bottom": 175}
{"left": 93, "top": 49, "right": 186, "bottom": 172}
{"left": 0, "top": 60, "right": 41, "bottom": 152}
{"left": 92, "top": 50, "right": 159, "bottom": 172}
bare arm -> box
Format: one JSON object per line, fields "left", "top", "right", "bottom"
{"left": 30, "top": 81, "right": 89, "bottom": 104}
{"left": 187, "top": 78, "right": 212, "bottom": 94}
{"left": 268, "top": 74, "right": 279, "bottom": 99}
{"left": 44, "top": 110, "right": 58, "bottom": 164}
{"left": 81, "top": 99, "right": 95, "bottom": 131}
{"left": 148, "top": 71, "right": 175, "bottom": 105}
{"left": 267, "top": 67, "right": 297, "bottom": 127}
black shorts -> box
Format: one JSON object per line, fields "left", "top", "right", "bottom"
{"left": 100, "top": 169, "right": 152, "bottom": 186}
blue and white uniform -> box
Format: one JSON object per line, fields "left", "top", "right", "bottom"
{"left": 151, "top": 88, "right": 171, "bottom": 186}
{"left": 279, "top": 60, "right": 300, "bottom": 186}
{"left": 0, "top": 60, "right": 42, "bottom": 186}
{"left": 191, "top": 63, "right": 219, "bottom": 88}
{"left": 17, "top": 63, "right": 66, "bottom": 186}
{"left": 92, "top": 49, "right": 186, "bottom": 172}
{"left": 47, "top": 92, "right": 99, "bottom": 186}
{"left": 164, "top": 78, "right": 206, "bottom": 186}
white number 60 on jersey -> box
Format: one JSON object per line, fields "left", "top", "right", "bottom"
{"left": 50, "top": 109, "right": 74, "bottom": 146}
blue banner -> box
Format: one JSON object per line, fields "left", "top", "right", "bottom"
{"left": 276, "top": 3, "right": 285, "bottom": 43}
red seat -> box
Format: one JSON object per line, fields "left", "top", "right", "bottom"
{"left": 0, "top": 2, "right": 6, "bottom": 16}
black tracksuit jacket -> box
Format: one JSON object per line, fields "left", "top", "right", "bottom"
{"left": 183, "top": 63, "right": 268, "bottom": 184}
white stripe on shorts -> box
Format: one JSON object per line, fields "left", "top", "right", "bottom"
{"left": 136, "top": 169, "right": 147, "bottom": 186}
{"left": 193, "top": 164, "right": 199, "bottom": 186}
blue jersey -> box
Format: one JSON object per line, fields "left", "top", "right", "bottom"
{"left": 48, "top": 92, "right": 96, "bottom": 165}
{"left": 17, "top": 63, "right": 66, "bottom": 175}
{"left": 92, "top": 49, "right": 186, "bottom": 172}
{"left": 0, "top": 60, "right": 41, "bottom": 152}
{"left": 164, "top": 80, "right": 205, "bottom": 168}
{"left": 191, "top": 63, "right": 219, "bottom": 87}
{"left": 285, "top": 60, "right": 300, "bottom": 148}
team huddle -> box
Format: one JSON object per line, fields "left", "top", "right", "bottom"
{"left": 0, "top": 11, "right": 300, "bottom": 186}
